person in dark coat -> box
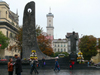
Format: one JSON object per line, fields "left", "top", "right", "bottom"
{"left": 14, "top": 54, "right": 22, "bottom": 75}
{"left": 42, "top": 57, "right": 45, "bottom": 67}
{"left": 54, "top": 59, "right": 60, "bottom": 71}
{"left": 30, "top": 58, "right": 39, "bottom": 75}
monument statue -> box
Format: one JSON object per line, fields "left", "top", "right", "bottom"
{"left": 66, "top": 31, "right": 78, "bottom": 53}
{"left": 22, "top": 1, "right": 47, "bottom": 59}
{"left": 66, "top": 31, "right": 78, "bottom": 62}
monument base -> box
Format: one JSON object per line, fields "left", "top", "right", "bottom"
{"left": 69, "top": 53, "right": 77, "bottom": 63}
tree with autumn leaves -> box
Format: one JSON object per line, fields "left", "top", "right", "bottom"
{"left": 10, "top": 25, "right": 54, "bottom": 57}
{"left": 79, "top": 35, "right": 97, "bottom": 60}
{"left": 37, "top": 34, "right": 54, "bottom": 56}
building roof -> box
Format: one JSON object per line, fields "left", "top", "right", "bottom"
{"left": 46, "top": 13, "right": 54, "bottom": 17}
{"left": 9, "top": 10, "right": 19, "bottom": 24}
{"left": 0, "top": 0, "right": 9, "bottom": 9}
{"left": 53, "top": 39, "right": 67, "bottom": 43}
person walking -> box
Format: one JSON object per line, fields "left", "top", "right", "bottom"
{"left": 30, "top": 58, "right": 39, "bottom": 75}
{"left": 87, "top": 61, "right": 90, "bottom": 67}
{"left": 14, "top": 54, "right": 22, "bottom": 75}
{"left": 71, "top": 61, "right": 75, "bottom": 69}
{"left": 8, "top": 58, "right": 14, "bottom": 75}
{"left": 30, "top": 58, "right": 34, "bottom": 67}
{"left": 54, "top": 59, "right": 60, "bottom": 71}
{"left": 42, "top": 57, "right": 46, "bottom": 67}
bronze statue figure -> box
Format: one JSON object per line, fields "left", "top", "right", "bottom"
{"left": 66, "top": 31, "right": 78, "bottom": 53}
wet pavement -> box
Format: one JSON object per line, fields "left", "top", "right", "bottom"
{"left": 0, "top": 69, "right": 100, "bottom": 75}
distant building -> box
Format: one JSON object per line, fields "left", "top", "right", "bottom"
{"left": 0, "top": 1, "right": 20, "bottom": 58}
{"left": 66, "top": 32, "right": 79, "bottom": 54}
{"left": 53, "top": 39, "right": 68, "bottom": 53}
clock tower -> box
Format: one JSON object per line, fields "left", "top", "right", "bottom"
{"left": 46, "top": 8, "right": 54, "bottom": 39}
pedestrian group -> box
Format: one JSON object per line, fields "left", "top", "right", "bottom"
{"left": 8, "top": 55, "right": 62, "bottom": 75}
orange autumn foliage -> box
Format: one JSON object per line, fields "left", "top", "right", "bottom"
{"left": 37, "top": 34, "right": 54, "bottom": 56}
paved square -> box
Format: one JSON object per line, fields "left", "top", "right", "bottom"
{"left": 0, "top": 69, "right": 100, "bottom": 75}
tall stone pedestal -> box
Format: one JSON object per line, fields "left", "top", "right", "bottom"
{"left": 22, "top": 1, "right": 50, "bottom": 60}
{"left": 69, "top": 53, "right": 77, "bottom": 63}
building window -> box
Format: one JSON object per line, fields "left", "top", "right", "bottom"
{"left": 10, "top": 33, "right": 12, "bottom": 38}
{"left": 55, "top": 45, "right": 56, "bottom": 47}
{"left": 55, "top": 49, "right": 56, "bottom": 52}
{"left": 61, "top": 45, "right": 62, "bottom": 47}
{"left": 64, "top": 49, "right": 66, "bottom": 52}
{"left": 58, "top": 45, "right": 59, "bottom": 47}
{"left": 58, "top": 49, "right": 59, "bottom": 52}
{"left": 49, "top": 20, "right": 51, "bottom": 22}
{"left": 61, "top": 49, "right": 63, "bottom": 52}
{"left": 6, "top": 31, "right": 8, "bottom": 37}
{"left": 6, "top": 11, "right": 7, "bottom": 18}
{"left": 64, "top": 45, "right": 66, "bottom": 47}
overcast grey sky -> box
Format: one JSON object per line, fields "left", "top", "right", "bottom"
{"left": 3, "top": 0, "right": 100, "bottom": 39}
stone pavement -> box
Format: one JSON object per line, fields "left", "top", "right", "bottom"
{"left": 1, "top": 69, "right": 100, "bottom": 75}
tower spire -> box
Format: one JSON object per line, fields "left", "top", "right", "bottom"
{"left": 49, "top": 7, "right": 51, "bottom": 13}
{"left": 16, "top": 9, "right": 18, "bottom": 15}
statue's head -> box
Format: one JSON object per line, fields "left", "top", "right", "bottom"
{"left": 73, "top": 31, "right": 75, "bottom": 35}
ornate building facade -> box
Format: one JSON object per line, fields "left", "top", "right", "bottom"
{"left": 53, "top": 39, "right": 68, "bottom": 53}
{"left": 0, "top": 1, "right": 20, "bottom": 58}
